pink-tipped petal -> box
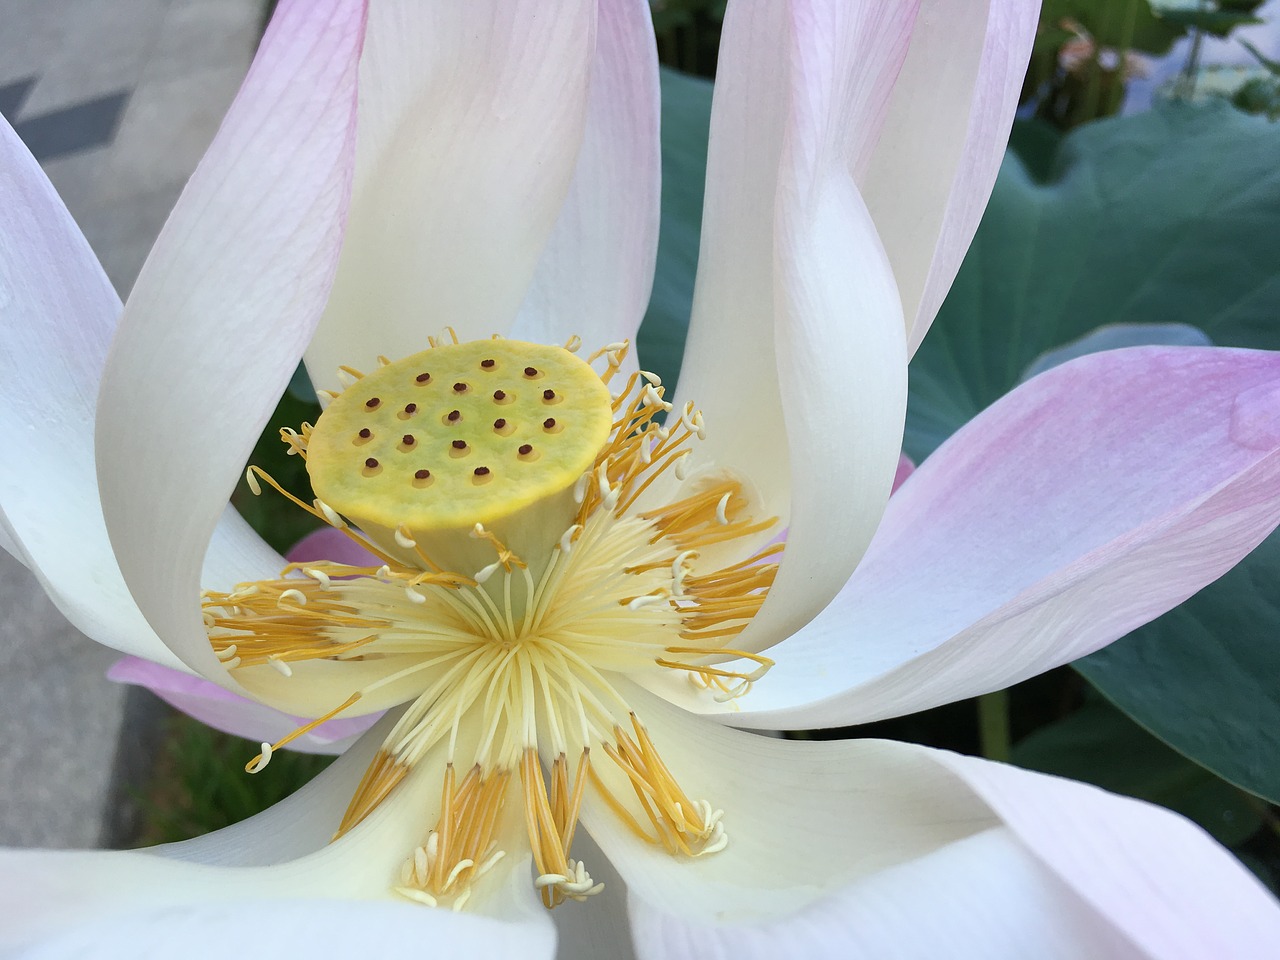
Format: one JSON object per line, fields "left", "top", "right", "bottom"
{"left": 108, "top": 656, "right": 378, "bottom": 753}
{"left": 860, "top": 0, "right": 1039, "bottom": 354}
{"left": 716, "top": 347, "right": 1280, "bottom": 727}
{"left": 95, "top": 0, "right": 366, "bottom": 687}
{"left": 931, "top": 751, "right": 1280, "bottom": 957}
{"left": 512, "top": 0, "right": 660, "bottom": 353}
{"left": 673, "top": 0, "right": 916, "bottom": 653}
{"left": 304, "top": 0, "right": 597, "bottom": 389}
{"left": 0, "top": 118, "right": 182, "bottom": 667}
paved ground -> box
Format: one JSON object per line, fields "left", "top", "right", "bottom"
{"left": 1, "top": 0, "right": 262, "bottom": 848}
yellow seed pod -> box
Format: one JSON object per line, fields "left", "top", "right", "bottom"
{"left": 306, "top": 340, "right": 613, "bottom": 538}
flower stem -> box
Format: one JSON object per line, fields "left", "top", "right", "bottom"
{"left": 978, "top": 689, "right": 1011, "bottom": 762}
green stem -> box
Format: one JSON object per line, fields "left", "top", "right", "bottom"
{"left": 978, "top": 689, "right": 1011, "bottom": 762}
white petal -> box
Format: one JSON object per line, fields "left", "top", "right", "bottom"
{"left": 672, "top": 1, "right": 914, "bottom": 653}
{"left": 157, "top": 715, "right": 389, "bottom": 867}
{"left": 95, "top": 0, "right": 364, "bottom": 681}
{"left": 860, "top": 0, "right": 1039, "bottom": 354}
{"left": 511, "top": 0, "right": 660, "bottom": 353}
{"left": 582, "top": 683, "right": 994, "bottom": 923}
{"left": 0, "top": 118, "right": 181, "bottom": 667}
{"left": 1, "top": 717, "right": 550, "bottom": 948}
{"left": 592, "top": 687, "right": 1280, "bottom": 957}
{"left": 628, "top": 828, "right": 1135, "bottom": 960}
{"left": 305, "top": 0, "right": 598, "bottom": 389}
{"left": 19, "top": 898, "right": 554, "bottom": 960}
{"left": 719, "top": 347, "right": 1280, "bottom": 726}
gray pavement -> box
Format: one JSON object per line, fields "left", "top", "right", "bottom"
{"left": 1, "top": 0, "right": 262, "bottom": 848}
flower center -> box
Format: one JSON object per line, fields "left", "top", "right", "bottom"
{"left": 306, "top": 338, "right": 613, "bottom": 588}
{"left": 205, "top": 335, "right": 781, "bottom": 911}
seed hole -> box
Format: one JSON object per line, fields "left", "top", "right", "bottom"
{"left": 523, "top": 367, "right": 539, "bottom": 379}
{"left": 480, "top": 359, "right": 496, "bottom": 369}
{"left": 453, "top": 382, "right": 469, "bottom": 394}
{"left": 365, "top": 397, "right": 381, "bottom": 410}
{"left": 415, "top": 372, "right": 432, "bottom": 384}
{"left": 445, "top": 409, "right": 462, "bottom": 424}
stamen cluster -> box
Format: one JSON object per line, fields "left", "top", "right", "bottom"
{"left": 203, "top": 334, "right": 781, "bottom": 909}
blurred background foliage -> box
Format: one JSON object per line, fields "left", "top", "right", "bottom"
{"left": 144, "top": 0, "right": 1280, "bottom": 891}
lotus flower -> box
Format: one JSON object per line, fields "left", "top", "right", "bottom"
{"left": 3, "top": 0, "right": 1280, "bottom": 956}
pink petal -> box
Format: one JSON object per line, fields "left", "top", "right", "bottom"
{"left": 303, "top": 0, "right": 598, "bottom": 390}
{"left": 720, "top": 347, "right": 1280, "bottom": 727}
{"left": 94, "top": 0, "right": 366, "bottom": 691}
{"left": 511, "top": 0, "right": 661, "bottom": 354}
{"left": 284, "top": 524, "right": 381, "bottom": 568}
{"left": 891, "top": 451, "right": 915, "bottom": 493}
{"left": 860, "top": 0, "right": 1039, "bottom": 354}
{"left": 108, "top": 656, "right": 377, "bottom": 754}
{"left": 671, "top": 0, "right": 917, "bottom": 654}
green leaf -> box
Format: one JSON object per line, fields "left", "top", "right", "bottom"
{"left": 1012, "top": 698, "right": 1263, "bottom": 847}
{"left": 904, "top": 102, "right": 1280, "bottom": 802}
{"left": 637, "top": 68, "right": 712, "bottom": 394}
{"left": 1076, "top": 531, "right": 1280, "bottom": 805}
